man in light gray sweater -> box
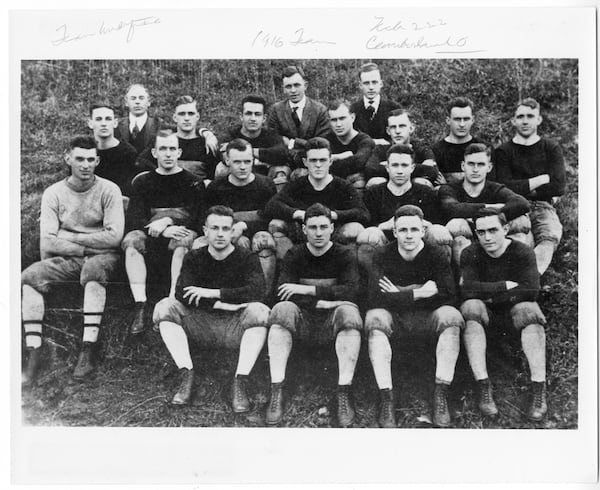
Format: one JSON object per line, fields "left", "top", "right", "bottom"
{"left": 21, "top": 135, "right": 124, "bottom": 385}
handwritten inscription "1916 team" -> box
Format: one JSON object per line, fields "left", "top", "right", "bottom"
{"left": 252, "top": 28, "right": 336, "bottom": 48}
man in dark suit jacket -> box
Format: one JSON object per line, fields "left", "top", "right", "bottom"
{"left": 114, "top": 84, "right": 160, "bottom": 155}
{"left": 267, "top": 65, "right": 331, "bottom": 168}
{"left": 350, "top": 63, "right": 400, "bottom": 144}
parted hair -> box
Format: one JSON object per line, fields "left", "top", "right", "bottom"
{"left": 394, "top": 204, "right": 424, "bottom": 222}
{"left": 473, "top": 207, "right": 508, "bottom": 226}
{"left": 226, "top": 138, "right": 253, "bottom": 155}
{"left": 241, "top": 94, "right": 267, "bottom": 113}
{"left": 304, "top": 203, "right": 333, "bottom": 223}
{"left": 464, "top": 142, "right": 491, "bottom": 158}
{"left": 305, "top": 137, "right": 331, "bottom": 154}
{"left": 447, "top": 96, "right": 474, "bottom": 115}
{"left": 386, "top": 143, "right": 414, "bottom": 161}
{"left": 516, "top": 97, "right": 540, "bottom": 112}
{"left": 282, "top": 65, "right": 306, "bottom": 80}
{"left": 174, "top": 95, "right": 197, "bottom": 109}
{"left": 125, "top": 83, "right": 149, "bottom": 98}
{"left": 154, "top": 129, "right": 176, "bottom": 145}
{"left": 387, "top": 108, "right": 413, "bottom": 124}
{"left": 69, "top": 135, "right": 97, "bottom": 151}
{"left": 327, "top": 98, "right": 352, "bottom": 112}
{"left": 89, "top": 103, "right": 115, "bottom": 116}
{"left": 205, "top": 205, "right": 235, "bottom": 223}
{"left": 358, "top": 62, "right": 380, "bottom": 78}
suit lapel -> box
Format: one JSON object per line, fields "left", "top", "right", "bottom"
{"left": 300, "top": 98, "right": 314, "bottom": 137}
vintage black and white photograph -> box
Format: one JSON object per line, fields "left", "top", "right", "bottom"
{"left": 19, "top": 58, "right": 579, "bottom": 430}
{"left": 8, "top": 5, "right": 597, "bottom": 486}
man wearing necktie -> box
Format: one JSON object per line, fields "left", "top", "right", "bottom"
{"left": 115, "top": 84, "right": 159, "bottom": 156}
{"left": 350, "top": 63, "right": 400, "bottom": 145}
{"left": 267, "top": 65, "right": 331, "bottom": 168}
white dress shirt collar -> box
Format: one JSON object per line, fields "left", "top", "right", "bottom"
{"left": 129, "top": 112, "right": 148, "bottom": 132}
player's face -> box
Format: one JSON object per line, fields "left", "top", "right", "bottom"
{"left": 151, "top": 134, "right": 181, "bottom": 172}
{"left": 329, "top": 105, "right": 355, "bottom": 138}
{"left": 173, "top": 102, "right": 199, "bottom": 133}
{"left": 474, "top": 215, "right": 509, "bottom": 255}
{"left": 462, "top": 151, "right": 491, "bottom": 185}
{"left": 240, "top": 102, "right": 264, "bottom": 133}
{"left": 66, "top": 147, "right": 99, "bottom": 181}
{"left": 204, "top": 214, "right": 235, "bottom": 251}
{"left": 88, "top": 107, "right": 117, "bottom": 139}
{"left": 304, "top": 148, "right": 332, "bottom": 181}
{"left": 393, "top": 215, "right": 424, "bottom": 252}
{"left": 386, "top": 152, "right": 414, "bottom": 186}
{"left": 512, "top": 104, "right": 542, "bottom": 138}
{"left": 227, "top": 147, "right": 254, "bottom": 182}
{"left": 125, "top": 86, "right": 150, "bottom": 117}
{"left": 359, "top": 70, "right": 383, "bottom": 101}
{"left": 303, "top": 215, "right": 333, "bottom": 249}
{"left": 446, "top": 106, "right": 474, "bottom": 139}
{"left": 282, "top": 73, "right": 307, "bottom": 104}
{"left": 386, "top": 113, "right": 414, "bottom": 144}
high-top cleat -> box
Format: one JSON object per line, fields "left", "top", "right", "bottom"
{"left": 22, "top": 347, "right": 42, "bottom": 387}
{"left": 129, "top": 302, "right": 147, "bottom": 336}
{"left": 477, "top": 378, "right": 499, "bottom": 416}
{"left": 337, "top": 385, "right": 355, "bottom": 428}
{"left": 265, "top": 382, "right": 284, "bottom": 425}
{"left": 171, "top": 368, "right": 195, "bottom": 405}
{"left": 73, "top": 341, "right": 96, "bottom": 380}
{"left": 432, "top": 383, "right": 451, "bottom": 428}
{"left": 378, "top": 388, "right": 396, "bottom": 428}
{"left": 231, "top": 375, "right": 250, "bottom": 413}
{"left": 527, "top": 381, "right": 548, "bottom": 422}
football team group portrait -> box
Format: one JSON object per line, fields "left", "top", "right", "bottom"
{"left": 19, "top": 59, "right": 578, "bottom": 429}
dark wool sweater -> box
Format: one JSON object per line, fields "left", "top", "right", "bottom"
{"left": 221, "top": 126, "right": 288, "bottom": 165}
{"left": 326, "top": 132, "right": 375, "bottom": 178}
{"left": 96, "top": 141, "right": 138, "bottom": 196}
{"left": 432, "top": 136, "right": 485, "bottom": 174}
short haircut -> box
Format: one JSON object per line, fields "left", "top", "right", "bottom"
{"left": 304, "top": 203, "right": 332, "bottom": 223}
{"left": 69, "top": 135, "right": 97, "bottom": 151}
{"left": 125, "top": 84, "right": 149, "bottom": 98}
{"left": 240, "top": 94, "right": 267, "bottom": 113}
{"left": 205, "top": 205, "right": 235, "bottom": 224}
{"left": 226, "top": 138, "right": 253, "bottom": 155}
{"left": 359, "top": 62, "right": 380, "bottom": 78}
{"left": 174, "top": 95, "right": 197, "bottom": 109}
{"left": 387, "top": 108, "right": 412, "bottom": 125}
{"left": 282, "top": 65, "right": 306, "bottom": 80}
{"left": 447, "top": 97, "right": 474, "bottom": 115}
{"left": 89, "top": 103, "right": 115, "bottom": 117}
{"left": 304, "top": 137, "right": 331, "bottom": 155}
{"left": 464, "top": 142, "right": 491, "bottom": 158}
{"left": 394, "top": 204, "right": 424, "bottom": 222}
{"left": 386, "top": 143, "right": 414, "bottom": 161}
{"left": 154, "top": 129, "right": 177, "bottom": 146}
{"left": 473, "top": 207, "right": 508, "bottom": 227}
{"left": 328, "top": 98, "right": 352, "bottom": 112}
{"left": 516, "top": 97, "right": 540, "bottom": 112}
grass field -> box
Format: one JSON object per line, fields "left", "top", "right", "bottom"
{"left": 20, "top": 59, "right": 578, "bottom": 428}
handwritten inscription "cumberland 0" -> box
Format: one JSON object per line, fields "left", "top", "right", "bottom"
{"left": 366, "top": 34, "right": 468, "bottom": 50}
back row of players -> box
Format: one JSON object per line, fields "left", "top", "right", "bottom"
{"left": 21, "top": 63, "right": 565, "bottom": 427}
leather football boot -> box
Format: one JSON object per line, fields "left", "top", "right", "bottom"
{"left": 337, "top": 384, "right": 355, "bottom": 428}
{"left": 171, "top": 368, "right": 195, "bottom": 405}
{"left": 432, "top": 382, "right": 451, "bottom": 428}
{"left": 378, "top": 388, "right": 396, "bottom": 428}
{"left": 129, "top": 302, "right": 147, "bottom": 336}
{"left": 73, "top": 341, "right": 96, "bottom": 380}
{"left": 265, "top": 382, "right": 284, "bottom": 425}
{"left": 22, "top": 347, "right": 42, "bottom": 387}
{"left": 527, "top": 381, "right": 548, "bottom": 422}
{"left": 231, "top": 375, "right": 250, "bottom": 413}
{"left": 477, "top": 378, "right": 499, "bottom": 416}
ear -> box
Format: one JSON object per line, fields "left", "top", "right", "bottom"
{"left": 302, "top": 157, "right": 308, "bottom": 169}
{"left": 151, "top": 147, "right": 158, "bottom": 159}
{"left": 486, "top": 161, "right": 493, "bottom": 174}
{"left": 461, "top": 160, "right": 466, "bottom": 172}
{"left": 87, "top": 119, "right": 94, "bottom": 130}
{"left": 172, "top": 113, "right": 177, "bottom": 123}
{"left": 350, "top": 113, "right": 356, "bottom": 123}
{"left": 203, "top": 225, "right": 207, "bottom": 236}
{"left": 176, "top": 148, "right": 182, "bottom": 159}
{"left": 112, "top": 117, "right": 118, "bottom": 129}
{"left": 408, "top": 123, "right": 415, "bottom": 135}
{"left": 445, "top": 116, "right": 451, "bottom": 126}
{"left": 302, "top": 223, "right": 307, "bottom": 236}
{"left": 392, "top": 223, "right": 398, "bottom": 239}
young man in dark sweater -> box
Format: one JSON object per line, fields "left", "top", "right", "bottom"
{"left": 325, "top": 99, "right": 375, "bottom": 192}
{"left": 357, "top": 144, "right": 451, "bottom": 272}
{"left": 216, "top": 95, "right": 289, "bottom": 190}
{"left": 364, "top": 205, "right": 464, "bottom": 428}
{"left": 364, "top": 109, "right": 442, "bottom": 189}
{"left": 122, "top": 130, "right": 205, "bottom": 335}
{"left": 114, "top": 84, "right": 159, "bottom": 155}
{"left": 432, "top": 97, "right": 485, "bottom": 183}
{"left": 136, "top": 95, "right": 219, "bottom": 183}
{"left": 460, "top": 208, "right": 548, "bottom": 421}
{"left": 265, "top": 204, "right": 363, "bottom": 427}
{"left": 88, "top": 103, "right": 137, "bottom": 198}
{"left": 493, "top": 97, "right": 566, "bottom": 275}
{"left": 200, "top": 139, "right": 277, "bottom": 298}
{"left": 264, "top": 137, "right": 369, "bottom": 259}
{"left": 439, "top": 143, "right": 531, "bottom": 264}
{"left": 350, "top": 62, "right": 400, "bottom": 144}
{"left": 152, "top": 205, "right": 270, "bottom": 410}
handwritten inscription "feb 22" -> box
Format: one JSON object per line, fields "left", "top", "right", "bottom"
{"left": 252, "top": 28, "right": 336, "bottom": 49}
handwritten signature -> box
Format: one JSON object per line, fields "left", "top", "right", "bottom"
{"left": 366, "top": 34, "right": 469, "bottom": 51}
{"left": 51, "top": 16, "right": 161, "bottom": 46}
{"left": 252, "top": 28, "right": 336, "bottom": 49}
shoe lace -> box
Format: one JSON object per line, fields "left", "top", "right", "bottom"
{"left": 435, "top": 387, "right": 448, "bottom": 414}
{"left": 381, "top": 394, "right": 394, "bottom": 419}
{"left": 269, "top": 386, "right": 282, "bottom": 410}
{"left": 480, "top": 383, "right": 492, "bottom": 405}
{"left": 532, "top": 385, "right": 544, "bottom": 408}
{"left": 338, "top": 390, "right": 350, "bottom": 414}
